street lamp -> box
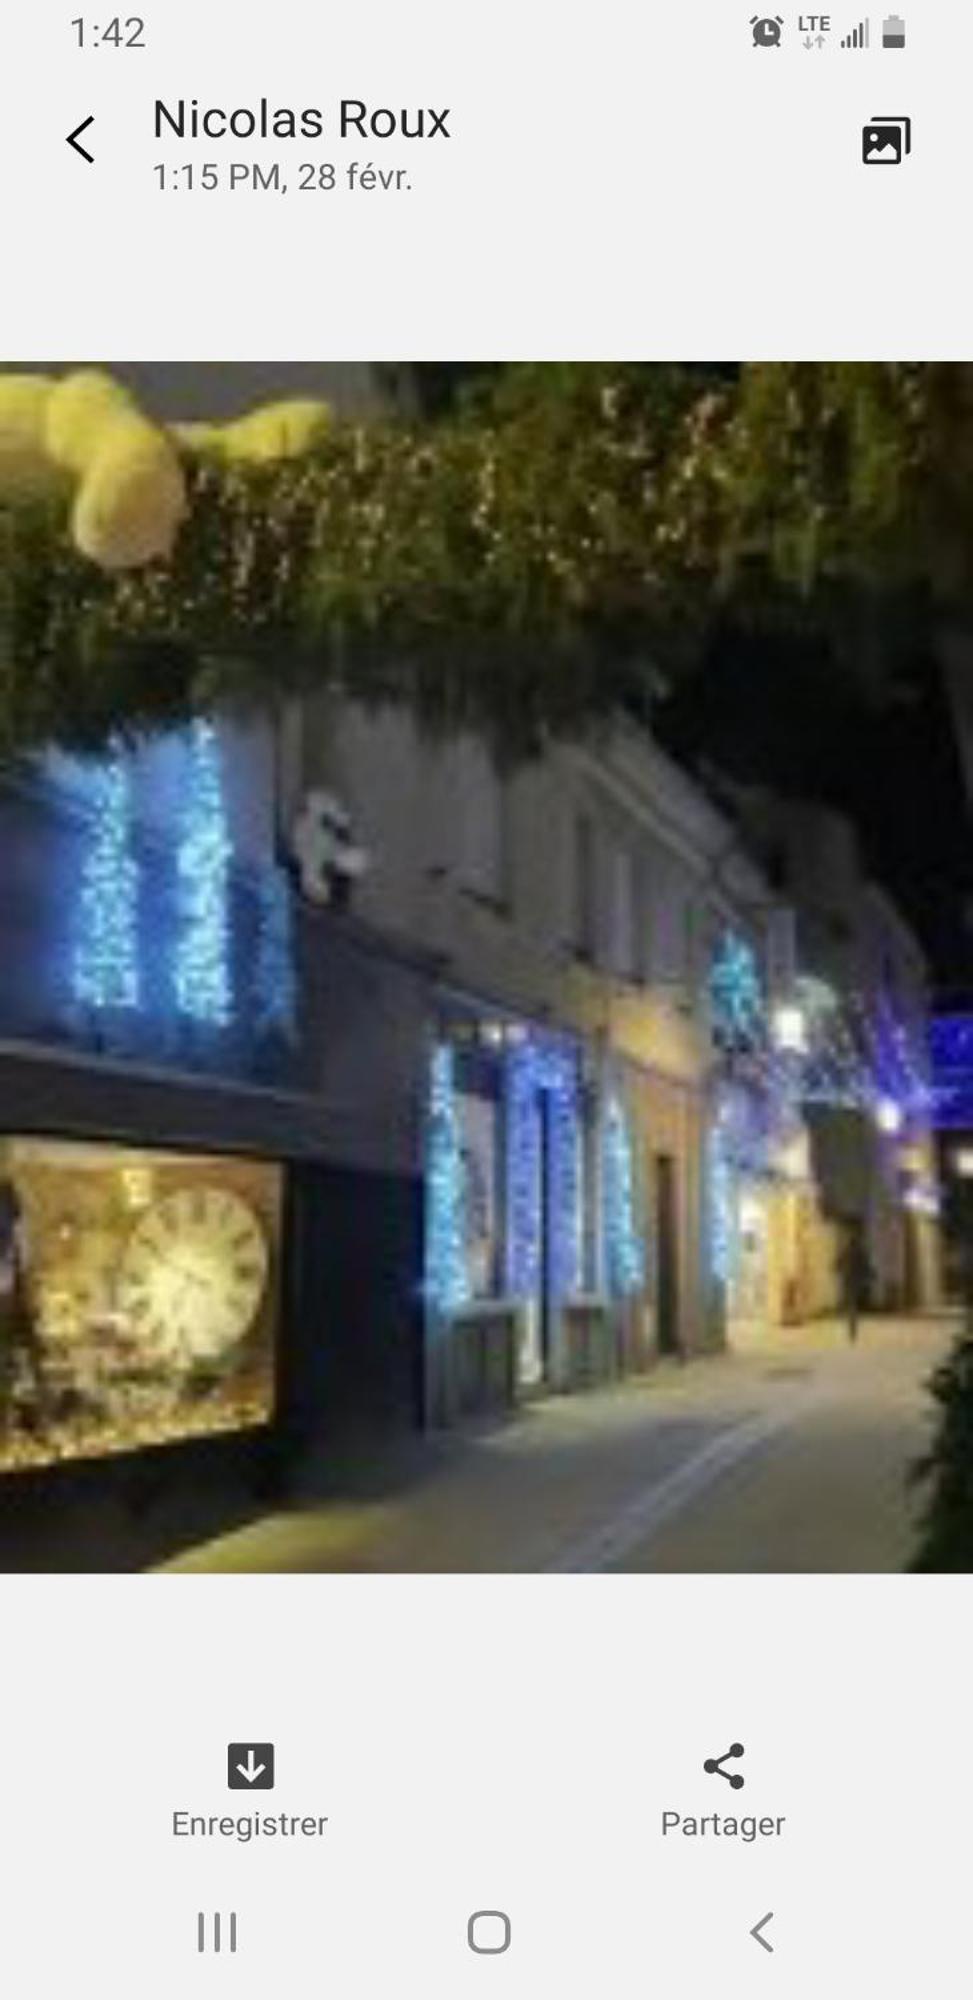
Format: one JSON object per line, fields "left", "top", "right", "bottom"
{"left": 772, "top": 1002, "right": 808, "bottom": 1055}
{"left": 874, "top": 1095, "right": 904, "bottom": 1136}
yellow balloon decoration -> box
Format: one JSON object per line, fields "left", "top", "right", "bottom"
{"left": 216, "top": 399, "right": 331, "bottom": 463}
{"left": 46, "top": 368, "right": 136, "bottom": 473}
{"left": 72, "top": 415, "right": 188, "bottom": 571}
{"left": 0, "top": 368, "right": 332, "bottom": 572}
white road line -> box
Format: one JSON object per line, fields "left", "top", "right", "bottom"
{"left": 546, "top": 1395, "right": 826, "bottom": 1572}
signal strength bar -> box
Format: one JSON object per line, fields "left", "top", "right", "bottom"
{"left": 841, "top": 18, "right": 870, "bottom": 44}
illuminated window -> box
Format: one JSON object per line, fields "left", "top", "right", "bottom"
{"left": 0, "top": 1137, "right": 281, "bottom": 1473}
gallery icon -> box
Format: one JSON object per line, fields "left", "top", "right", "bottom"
{"left": 862, "top": 114, "right": 912, "bottom": 164}
{"left": 751, "top": 14, "right": 784, "bottom": 45}
{"left": 703, "top": 1741, "right": 746, "bottom": 1789}
{"left": 883, "top": 13, "right": 906, "bottom": 45}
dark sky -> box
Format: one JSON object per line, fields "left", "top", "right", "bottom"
{"left": 656, "top": 629, "right": 973, "bottom": 995}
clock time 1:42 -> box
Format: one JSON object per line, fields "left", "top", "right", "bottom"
{"left": 71, "top": 17, "right": 146, "bottom": 46}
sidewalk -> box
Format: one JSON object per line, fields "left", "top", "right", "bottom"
{"left": 159, "top": 1313, "right": 956, "bottom": 1575}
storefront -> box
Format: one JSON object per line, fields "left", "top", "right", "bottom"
{"left": 424, "top": 1007, "right": 649, "bottom": 1420}
{"left": 0, "top": 725, "right": 441, "bottom": 1506}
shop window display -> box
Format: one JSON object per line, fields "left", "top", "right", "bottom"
{"left": 0, "top": 1137, "right": 280, "bottom": 1471}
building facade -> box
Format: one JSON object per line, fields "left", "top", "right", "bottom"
{"left": 292, "top": 698, "right": 820, "bottom": 1415}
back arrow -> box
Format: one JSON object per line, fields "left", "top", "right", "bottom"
{"left": 67, "top": 116, "right": 95, "bottom": 163}
{"left": 235, "top": 1752, "right": 266, "bottom": 1783}
{"left": 750, "top": 1912, "right": 775, "bottom": 1954}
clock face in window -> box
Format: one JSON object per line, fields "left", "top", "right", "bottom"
{"left": 116, "top": 1187, "right": 269, "bottom": 1364}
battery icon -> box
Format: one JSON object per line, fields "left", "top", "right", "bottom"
{"left": 883, "top": 14, "right": 906, "bottom": 45}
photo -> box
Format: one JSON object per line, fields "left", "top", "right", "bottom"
{"left": 0, "top": 359, "right": 970, "bottom": 1573}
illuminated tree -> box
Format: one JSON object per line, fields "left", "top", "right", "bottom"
{"left": 72, "top": 743, "right": 140, "bottom": 1014}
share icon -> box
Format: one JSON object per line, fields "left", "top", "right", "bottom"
{"left": 703, "top": 1742, "right": 745, "bottom": 1789}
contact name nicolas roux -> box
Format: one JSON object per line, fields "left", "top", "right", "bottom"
{"left": 154, "top": 98, "right": 452, "bottom": 140}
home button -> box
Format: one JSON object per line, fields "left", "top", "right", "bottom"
{"left": 467, "top": 1910, "right": 512, "bottom": 1955}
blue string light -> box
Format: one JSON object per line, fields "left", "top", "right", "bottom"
{"left": 505, "top": 1048, "right": 542, "bottom": 1299}
{"left": 424, "top": 1043, "right": 471, "bottom": 1315}
{"left": 253, "top": 861, "right": 297, "bottom": 1043}
{"left": 549, "top": 1060, "right": 584, "bottom": 1299}
{"left": 710, "top": 931, "right": 764, "bottom": 1045}
{"left": 602, "top": 1093, "right": 645, "bottom": 1297}
{"left": 930, "top": 1013, "right": 973, "bottom": 1128}
{"left": 800, "top": 1011, "right": 869, "bottom": 1109}
{"left": 505, "top": 1033, "right": 584, "bottom": 1301}
{"left": 707, "top": 1099, "right": 736, "bottom": 1286}
{"left": 856, "top": 991, "right": 931, "bottom": 1126}
{"left": 174, "top": 720, "right": 233, "bottom": 1027}
{"left": 717, "top": 971, "right": 928, "bottom": 1132}
{"left": 72, "top": 743, "right": 140, "bottom": 1013}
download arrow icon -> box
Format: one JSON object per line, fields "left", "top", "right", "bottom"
{"left": 227, "top": 1741, "right": 275, "bottom": 1790}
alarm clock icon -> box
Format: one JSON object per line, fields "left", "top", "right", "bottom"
{"left": 751, "top": 14, "right": 784, "bottom": 44}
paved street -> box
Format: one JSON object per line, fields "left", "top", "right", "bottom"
{"left": 161, "top": 1314, "right": 957, "bottom": 1574}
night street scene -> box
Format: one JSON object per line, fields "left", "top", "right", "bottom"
{"left": 2, "top": 360, "right": 973, "bottom": 1572}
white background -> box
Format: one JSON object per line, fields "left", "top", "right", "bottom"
{"left": 1, "top": 1, "right": 969, "bottom": 357}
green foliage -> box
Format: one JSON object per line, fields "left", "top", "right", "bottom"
{"left": 1, "top": 361, "right": 970, "bottom": 758}
{"left": 912, "top": 1322, "right": 973, "bottom": 1571}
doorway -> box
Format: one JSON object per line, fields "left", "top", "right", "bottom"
{"left": 903, "top": 1211, "right": 921, "bottom": 1311}
{"left": 727, "top": 1183, "right": 771, "bottom": 1345}
{"left": 654, "top": 1152, "right": 680, "bottom": 1355}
